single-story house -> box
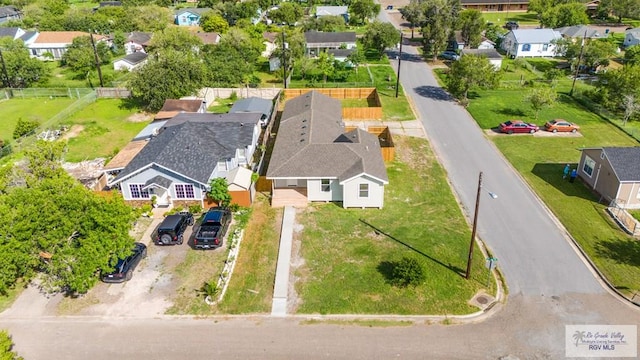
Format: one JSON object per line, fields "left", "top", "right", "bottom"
{"left": 315, "top": 6, "right": 349, "bottom": 22}
{"left": 478, "top": 38, "right": 496, "bottom": 49}
{"left": 449, "top": 31, "right": 465, "bottom": 50}
{"left": 155, "top": 99, "right": 207, "bottom": 121}
{"left": 460, "top": 0, "right": 529, "bottom": 12}
{"left": 304, "top": 31, "right": 357, "bottom": 57}
{"left": 624, "top": 28, "right": 640, "bottom": 48}
{"left": 0, "top": 5, "right": 21, "bottom": 23}
{"left": 194, "top": 32, "right": 220, "bottom": 45}
{"left": 124, "top": 31, "right": 152, "bottom": 54}
{"left": 262, "top": 31, "right": 278, "bottom": 58}
{"left": 225, "top": 166, "right": 255, "bottom": 207}
{"left": 174, "top": 8, "right": 210, "bottom": 26}
{"left": 108, "top": 112, "right": 262, "bottom": 208}
{"left": 0, "top": 27, "right": 36, "bottom": 42}
{"left": 501, "top": 29, "right": 561, "bottom": 58}
{"left": 461, "top": 48, "right": 503, "bottom": 70}
{"left": 267, "top": 91, "right": 388, "bottom": 208}
{"left": 113, "top": 52, "right": 148, "bottom": 71}
{"left": 229, "top": 97, "right": 274, "bottom": 126}
{"left": 327, "top": 48, "right": 355, "bottom": 65}
{"left": 555, "top": 25, "right": 607, "bottom": 40}
{"left": 27, "top": 31, "right": 106, "bottom": 60}
{"left": 579, "top": 147, "right": 640, "bottom": 209}
{"left": 585, "top": 0, "right": 600, "bottom": 17}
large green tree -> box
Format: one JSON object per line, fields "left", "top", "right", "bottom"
{"left": 0, "top": 331, "right": 22, "bottom": 360}
{"left": 596, "top": 65, "right": 640, "bottom": 115}
{"left": 597, "top": 0, "right": 640, "bottom": 22}
{"left": 421, "top": 0, "right": 460, "bottom": 60}
{"left": 147, "top": 27, "right": 203, "bottom": 54}
{"left": 540, "top": 2, "right": 589, "bottom": 28}
{"left": 524, "top": 87, "right": 557, "bottom": 119}
{"left": 399, "top": 0, "right": 425, "bottom": 39}
{"left": 624, "top": 45, "right": 640, "bottom": 65}
{"left": 316, "top": 51, "right": 335, "bottom": 83}
{"left": 203, "top": 29, "right": 262, "bottom": 86}
{"left": 362, "top": 20, "right": 400, "bottom": 59}
{"left": 200, "top": 12, "right": 230, "bottom": 33}
{"left": 458, "top": 9, "right": 483, "bottom": 49}
{"left": 446, "top": 54, "right": 500, "bottom": 104}
{"left": 349, "top": 0, "right": 380, "bottom": 25}
{"left": 0, "top": 38, "right": 49, "bottom": 88}
{"left": 269, "top": 2, "right": 303, "bottom": 26}
{"left": 129, "top": 50, "right": 206, "bottom": 111}
{"left": 130, "top": 5, "right": 171, "bottom": 32}
{"left": 61, "top": 36, "right": 112, "bottom": 76}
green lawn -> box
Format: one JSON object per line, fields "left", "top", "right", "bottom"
{"left": 467, "top": 88, "right": 640, "bottom": 297}
{"left": 369, "top": 65, "right": 415, "bottom": 121}
{"left": 482, "top": 11, "right": 539, "bottom": 25}
{"left": 296, "top": 136, "right": 495, "bottom": 315}
{"left": 63, "top": 99, "right": 149, "bottom": 162}
{"left": 0, "top": 98, "right": 76, "bottom": 141}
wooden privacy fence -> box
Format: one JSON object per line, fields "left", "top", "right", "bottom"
{"left": 255, "top": 176, "right": 273, "bottom": 192}
{"left": 283, "top": 88, "right": 382, "bottom": 120}
{"left": 344, "top": 125, "right": 395, "bottom": 162}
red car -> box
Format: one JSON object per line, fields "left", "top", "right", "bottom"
{"left": 544, "top": 119, "right": 580, "bottom": 133}
{"left": 499, "top": 120, "right": 539, "bottom": 134}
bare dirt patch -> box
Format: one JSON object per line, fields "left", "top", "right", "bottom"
{"left": 60, "top": 124, "right": 84, "bottom": 140}
{"left": 127, "top": 113, "right": 152, "bottom": 122}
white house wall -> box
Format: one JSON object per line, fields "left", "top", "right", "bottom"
{"left": 342, "top": 175, "right": 384, "bottom": 208}
{"left": 307, "top": 178, "right": 343, "bottom": 202}
{"left": 120, "top": 166, "right": 205, "bottom": 200}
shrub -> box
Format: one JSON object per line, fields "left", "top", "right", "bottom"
{"left": 229, "top": 91, "right": 238, "bottom": 101}
{"left": 13, "top": 118, "right": 39, "bottom": 139}
{"left": 188, "top": 204, "right": 203, "bottom": 214}
{"left": 391, "top": 257, "right": 426, "bottom": 287}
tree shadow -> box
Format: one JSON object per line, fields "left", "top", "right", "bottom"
{"left": 413, "top": 85, "right": 455, "bottom": 102}
{"left": 118, "top": 97, "right": 144, "bottom": 110}
{"left": 376, "top": 260, "right": 396, "bottom": 284}
{"left": 496, "top": 107, "right": 527, "bottom": 117}
{"left": 596, "top": 237, "right": 640, "bottom": 267}
{"left": 530, "top": 163, "right": 599, "bottom": 201}
{"left": 360, "top": 219, "right": 465, "bottom": 277}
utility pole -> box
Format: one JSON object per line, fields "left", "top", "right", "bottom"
{"left": 281, "top": 30, "right": 287, "bottom": 89}
{"left": 465, "top": 172, "right": 483, "bottom": 280}
{"left": 89, "top": 32, "right": 104, "bottom": 88}
{"left": 569, "top": 29, "right": 588, "bottom": 97}
{"left": 395, "top": 33, "right": 403, "bottom": 98}
{"left": 0, "top": 48, "right": 12, "bottom": 88}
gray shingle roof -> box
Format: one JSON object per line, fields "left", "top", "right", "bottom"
{"left": 114, "top": 113, "right": 261, "bottom": 185}
{"left": 0, "top": 6, "right": 20, "bottom": 18}
{"left": 175, "top": 7, "right": 211, "bottom": 16}
{"left": 126, "top": 31, "right": 152, "bottom": 45}
{"left": 461, "top": 48, "right": 502, "bottom": 59}
{"left": 229, "top": 97, "right": 273, "bottom": 118}
{"left": 0, "top": 27, "right": 19, "bottom": 39}
{"left": 511, "top": 29, "right": 562, "bottom": 44}
{"left": 267, "top": 91, "right": 388, "bottom": 183}
{"left": 121, "top": 52, "right": 148, "bottom": 65}
{"left": 603, "top": 147, "right": 640, "bottom": 182}
{"left": 327, "top": 48, "right": 354, "bottom": 57}
{"left": 304, "top": 31, "right": 356, "bottom": 45}
{"left": 159, "top": 99, "right": 203, "bottom": 113}
{"left": 555, "top": 25, "right": 606, "bottom": 39}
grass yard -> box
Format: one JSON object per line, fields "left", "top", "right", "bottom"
{"left": 295, "top": 136, "right": 495, "bottom": 315}
{"left": 208, "top": 99, "right": 235, "bottom": 113}
{"left": 467, "top": 88, "right": 640, "bottom": 297}
{"left": 63, "top": 99, "right": 149, "bottom": 162}
{"left": 0, "top": 98, "right": 76, "bottom": 141}
{"left": 369, "top": 65, "right": 415, "bottom": 121}
{"left": 482, "top": 11, "right": 539, "bottom": 26}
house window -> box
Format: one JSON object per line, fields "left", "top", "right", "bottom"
{"left": 175, "top": 184, "right": 195, "bottom": 199}
{"left": 522, "top": 44, "right": 531, "bottom": 52}
{"left": 542, "top": 43, "right": 549, "bottom": 51}
{"left": 321, "top": 179, "right": 330, "bottom": 192}
{"left": 129, "top": 184, "right": 149, "bottom": 199}
{"left": 359, "top": 183, "right": 369, "bottom": 198}
{"left": 583, "top": 156, "right": 596, "bottom": 177}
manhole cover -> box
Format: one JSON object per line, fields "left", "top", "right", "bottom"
{"left": 476, "top": 296, "right": 488, "bottom": 305}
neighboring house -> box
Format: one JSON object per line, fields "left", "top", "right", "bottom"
{"left": 578, "top": 147, "right": 640, "bottom": 209}
{"left": 501, "top": 29, "right": 561, "bottom": 58}
{"left": 478, "top": 38, "right": 496, "bottom": 49}
{"left": 449, "top": 31, "right": 465, "bottom": 50}
{"left": 0, "top": 6, "right": 21, "bottom": 23}
{"left": 229, "top": 97, "right": 274, "bottom": 126}
{"left": 555, "top": 25, "right": 607, "bottom": 40}
{"left": 624, "top": 28, "right": 640, "bottom": 48}
{"left": 262, "top": 31, "right": 278, "bottom": 58}
{"left": 174, "top": 8, "right": 210, "bottom": 26}
{"left": 267, "top": 91, "right": 388, "bottom": 208}
{"left": 460, "top": 0, "right": 529, "bottom": 12}
{"left": 315, "top": 6, "right": 349, "bottom": 22}
{"left": 0, "top": 27, "right": 36, "bottom": 42}
{"left": 155, "top": 99, "right": 207, "bottom": 121}
{"left": 108, "top": 112, "right": 262, "bottom": 208}
{"left": 27, "top": 31, "right": 106, "bottom": 60}
{"left": 194, "top": 32, "right": 220, "bottom": 45}
{"left": 585, "top": 0, "right": 600, "bottom": 17}
{"left": 304, "top": 31, "right": 356, "bottom": 56}
{"left": 461, "top": 48, "right": 503, "bottom": 70}
{"left": 327, "top": 48, "right": 355, "bottom": 66}
{"left": 124, "top": 31, "right": 152, "bottom": 54}
{"left": 113, "top": 52, "right": 148, "bottom": 71}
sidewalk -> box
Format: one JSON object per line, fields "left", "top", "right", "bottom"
{"left": 271, "top": 206, "right": 295, "bottom": 316}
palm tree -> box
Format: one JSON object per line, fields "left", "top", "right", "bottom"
{"left": 573, "top": 330, "right": 586, "bottom": 346}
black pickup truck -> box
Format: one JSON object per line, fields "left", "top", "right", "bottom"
{"left": 194, "top": 207, "right": 231, "bottom": 249}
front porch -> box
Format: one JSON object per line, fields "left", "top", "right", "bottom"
{"left": 271, "top": 187, "right": 308, "bottom": 208}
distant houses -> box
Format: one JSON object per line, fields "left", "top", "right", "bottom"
{"left": 304, "top": 31, "right": 357, "bottom": 57}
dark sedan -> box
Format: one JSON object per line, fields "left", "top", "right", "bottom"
{"left": 102, "top": 242, "right": 147, "bottom": 283}
{"left": 499, "top": 120, "right": 539, "bottom": 134}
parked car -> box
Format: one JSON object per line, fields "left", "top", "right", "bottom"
{"left": 438, "top": 51, "right": 460, "bottom": 61}
{"left": 544, "top": 119, "right": 580, "bottom": 133}
{"left": 194, "top": 207, "right": 232, "bottom": 250}
{"left": 102, "top": 242, "right": 147, "bottom": 283}
{"left": 499, "top": 120, "right": 539, "bottom": 134}
{"left": 386, "top": 5, "right": 393, "bottom": 10}
{"left": 154, "top": 212, "right": 194, "bottom": 245}
{"left": 505, "top": 21, "right": 519, "bottom": 30}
